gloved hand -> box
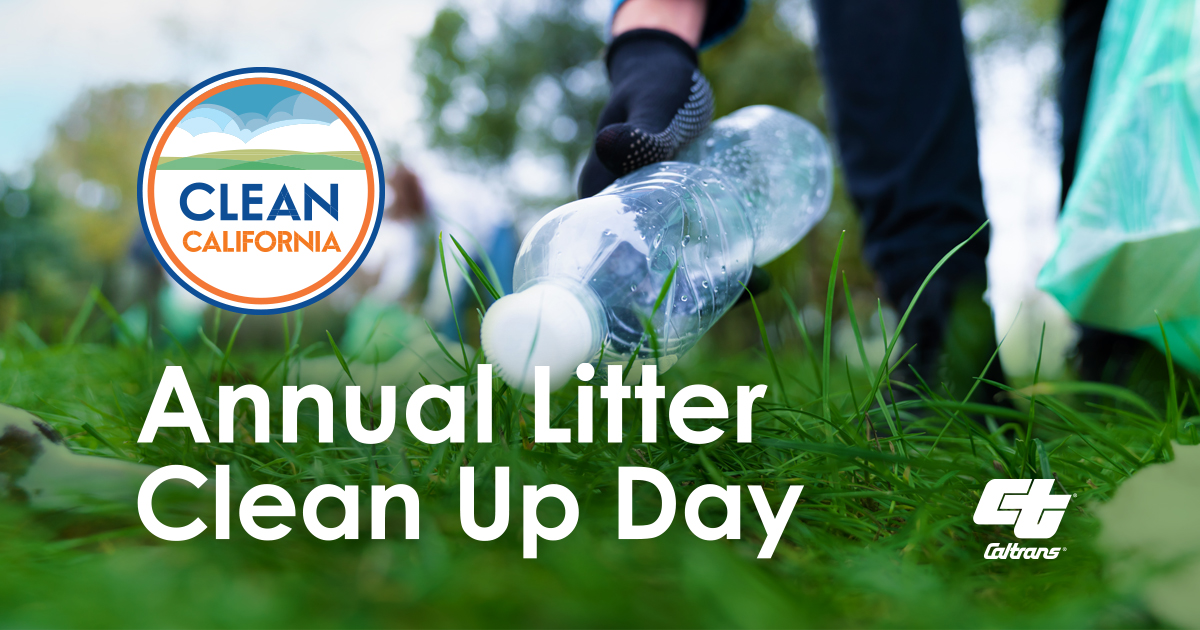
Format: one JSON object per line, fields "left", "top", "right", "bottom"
{"left": 578, "top": 28, "right": 715, "bottom": 198}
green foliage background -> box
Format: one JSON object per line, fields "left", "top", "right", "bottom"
{"left": 0, "top": 1, "right": 1192, "bottom": 627}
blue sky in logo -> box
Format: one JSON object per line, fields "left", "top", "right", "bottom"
{"left": 178, "top": 84, "right": 340, "bottom": 142}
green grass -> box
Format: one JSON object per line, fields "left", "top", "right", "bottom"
{"left": 157, "top": 150, "right": 364, "bottom": 170}
{"left": 0, "top": 239, "right": 1189, "bottom": 628}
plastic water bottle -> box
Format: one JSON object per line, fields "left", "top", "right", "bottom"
{"left": 481, "top": 105, "right": 833, "bottom": 392}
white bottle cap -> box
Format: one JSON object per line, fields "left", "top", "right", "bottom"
{"left": 481, "top": 283, "right": 600, "bottom": 394}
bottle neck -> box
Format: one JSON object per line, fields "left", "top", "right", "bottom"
{"left": 518, "top": 277, "right": 609, "bottom": 360}
{"left": 523, "top": 277, "right": 609, "bottom": 362}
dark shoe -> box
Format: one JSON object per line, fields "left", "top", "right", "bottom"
{"left": 734, "top": 266, "right": 772, "bottom": 307}
{"left": 1075, "top": 324, "right": 1154, "bottom": 384}
{"left": 1073, "top": 324, "right": 1181, "bottom": 408}
{"left": 894, "top": 276, "right": 1006, "bottom": 405}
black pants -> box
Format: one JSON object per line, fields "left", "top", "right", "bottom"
{"left": 810, "top": 0, "right": 1108, "bottom": 309}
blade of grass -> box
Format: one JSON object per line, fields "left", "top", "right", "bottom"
{"left": 448, "top": 246, "right": 489, "bottom": 317}
{"left": 1035, "top": 437, "right": 1052, "bottom": 479}
{"left": 1023, "top": 322, "right": 1047, "bottom": 477}
{"left": 652, "top": 259, "right": 679, "bottom": 316}
{"left": 437, "top": 232, "right": 470, "bottom": 371}
{"left": 82, "top": 422, "right": 124, "bottom": 458}
{"left": 15, "top": 321, "right": 47, "bottom": 350}
{"left": 840, "top": 272, "right": 899, "bottom": 438}
{"left": 91, "top": 288, "right": 136, "bottom": 345}
{"left": 450, "top": 234, "right": 501, "bottom": 301}
{"left": 624, "top": 259, "right": 679, "bottom": 383}
{"left": 822, "top": 231, "right": 846, "bottom": 425}
{"left": 325, "top": 331, "right": 357, "bottom": 386}
{"left": 423, "top": 320, "right": 467, "bottom": 374}
{"left": 782, "top": 291, "right": 823, "bottom": 391}
{"left": 742, "top": 279, "right": 789, "bottom": 407}
{"left": 858, "top": 222, "right": 990, "bottom": 431}
{"left": 62, "top": 285, "right": 98, "bottom": 347}
{"left": 1155, "top": 312, "right": 1178, "bottom": 457}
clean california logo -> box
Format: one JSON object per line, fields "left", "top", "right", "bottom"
{"left": 138, "top": 68, "right": 384, "bottom": 314}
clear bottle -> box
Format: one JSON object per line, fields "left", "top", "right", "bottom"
{"left": 482, "top": 106, "right": 833, "bottom": 392}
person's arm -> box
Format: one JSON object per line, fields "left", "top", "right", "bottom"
{"left": 611, "top": 0, "right": 748, "bottom": 50}
{"left": 611, "top": 0, "right": 706, "bottom": 47}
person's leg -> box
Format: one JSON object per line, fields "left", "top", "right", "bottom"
{"left": 1057, "top": 0, "right": 1147, "bottom": 383}
{"left": 811, "top": 0, "right": 995, "bottom": 394}
{"left": 1059, "top": 0, "right": 1108, "bottom": 206}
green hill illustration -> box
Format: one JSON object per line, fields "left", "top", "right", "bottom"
{"left": 157, "top": 149, "right": 364, "bottom": 170}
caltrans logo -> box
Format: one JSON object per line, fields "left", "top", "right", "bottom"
{"left": 138, "top": 68, "right": 384, "bottom": 314}
{"left": 974, "top": 478, "right": 1072, "bottom": 560}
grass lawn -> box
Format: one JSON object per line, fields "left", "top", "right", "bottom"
{"left": 0, "top": 250, "right": 1187, "bottom": 628}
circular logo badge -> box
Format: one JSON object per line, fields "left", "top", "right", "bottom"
{"left": 138, "top": 68, "right": 384, "bottom": 314}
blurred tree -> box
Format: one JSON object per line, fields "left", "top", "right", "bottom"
{"left": 964, "top": 0, "right": 1060, "bottom": 51}
{"left": 0, "top": 169, "right": 60, "bottom": 333}
{"left": 415, "top": 4, "right": 605, "bottom": 180}
{"left": 2, "top": 83, "right": 187, "bottom": 339}
{"left": 702, "top": 2, "right": 824, "bottom": 124}
{"left": 38, "top": 83, "right": 185, "bottom": 267}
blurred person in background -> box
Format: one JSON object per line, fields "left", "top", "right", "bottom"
{"left": 576, "top": 0, "right": 1118, "bottom": 394}
{"left": 338, "top": 162, "right": 516, "bottom": 360}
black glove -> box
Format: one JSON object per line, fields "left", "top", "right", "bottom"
{"left": 578, "top": 29, "right": 715, "bottom": 198}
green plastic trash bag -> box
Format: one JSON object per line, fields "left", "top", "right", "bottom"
{"left": 289, "top": 300, "right": 467, "bottom": 399}
{"left": 339, "top": 298, "right": 420, "bottom": 364}
{"left": 1039, "top": 0, "right": 1200, "bottom": 371}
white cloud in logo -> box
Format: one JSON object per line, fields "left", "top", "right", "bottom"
{"left": 176, "top": 93, "right": 341, "bottom": 142}
{"left": 161, "top": 118, "right": 359, "bottom": 157}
